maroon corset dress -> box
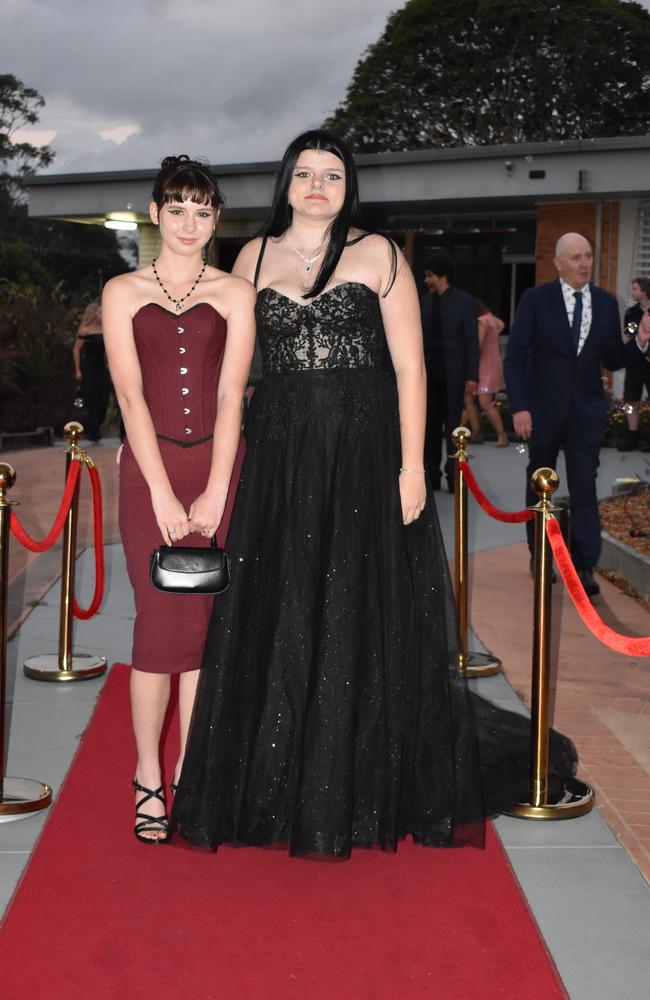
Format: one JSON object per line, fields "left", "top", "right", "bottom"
{"left": 119, "top": 302, "right": 243, "bottom": 673}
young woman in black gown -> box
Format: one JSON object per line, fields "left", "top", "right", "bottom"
{"left": 172, "top": 131, "right": 576, "bottom": 857}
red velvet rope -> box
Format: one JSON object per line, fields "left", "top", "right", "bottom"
{"left": 459, "top": 461, "right": 534, "bottom": 523}
{"left": 10, "top": 460, "right": 82, "bottom": 551}
{"left": 546, "top": 519, "right": 650, "bottom": 657}
{"left": 73, "top": 464, "right": 104, "bottom": 620}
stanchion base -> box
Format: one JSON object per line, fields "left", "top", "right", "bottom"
{"left": 0, "top": 777, "right": 52, "bottom": 823}
{"left": 464, "top": 651, "right": 502, "bottom": 678}
{"left": 23, "top": 654, "right": 107, "bottom": 682}
{"left": 503, "top": 777, "right": 595, "bottom": 820}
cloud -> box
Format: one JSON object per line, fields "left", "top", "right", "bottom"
{"left": 2, "top": 0, "right": 399, "bottom": 171}
{"left": 12, "top": 0, "right": 647, "bottom": 173}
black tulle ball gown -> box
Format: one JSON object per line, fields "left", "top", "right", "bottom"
{"left": 172, "top": 280, "right": 577, "bottom": 858}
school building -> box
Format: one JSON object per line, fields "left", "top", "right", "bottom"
{"left": 25, "top": 135, "right": 650, "bottom": 329}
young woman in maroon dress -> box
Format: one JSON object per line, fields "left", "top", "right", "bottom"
{"left": 102, "top": 157, "right": 255, "bottom": 842}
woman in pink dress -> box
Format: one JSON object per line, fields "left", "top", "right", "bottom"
{"left": 464, "top": 301, "right": 509, "bottom": 446}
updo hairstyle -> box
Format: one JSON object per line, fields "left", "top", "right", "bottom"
{"left": 152, "top": 155, "right": 224, "bottom": 211}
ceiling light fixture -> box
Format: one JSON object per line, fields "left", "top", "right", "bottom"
{"left": 104, "top": 220, "right": 137, "bottom": 231}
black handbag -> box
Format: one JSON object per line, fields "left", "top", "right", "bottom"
{"left": 150, "top": 536, "right": 230, "bottom": 595}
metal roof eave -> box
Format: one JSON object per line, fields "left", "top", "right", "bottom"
{"left": 25, "top": 134, "right": 650, "bottom": 188}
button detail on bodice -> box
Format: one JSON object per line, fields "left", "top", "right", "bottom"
{"left": 132, "top": 302, "right": 227, "bottom": 442}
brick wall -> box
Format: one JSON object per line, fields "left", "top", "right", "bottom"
{"left": 598, "top": 200, "right": 620, "bottom": 294}
{"left": 535, "top": 201, "right": 619, "bottom": 293}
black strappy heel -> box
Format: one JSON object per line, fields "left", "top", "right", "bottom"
{"left": 170, "top": 781, "right": 178, "bottom": 795}
{"left": 131, "top": 779, "right": 170, "bottom": 844}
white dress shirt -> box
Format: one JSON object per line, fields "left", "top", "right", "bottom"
{"left": 560, "top": 279, "right": 592, "bottom": 355}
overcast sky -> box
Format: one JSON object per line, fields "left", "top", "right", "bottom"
{"left": 3, "top": 0, "right": 399, "bottom": 173}
{"left": 4, "top": 0, "right": 650, "bottom": 175}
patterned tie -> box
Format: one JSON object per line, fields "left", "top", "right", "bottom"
{"left": 571, "top": 291, "right": 583, "bottom": 352}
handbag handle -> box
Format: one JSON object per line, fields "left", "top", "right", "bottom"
{"left": 171, "top": 536, "right": 217, "bottom": 548}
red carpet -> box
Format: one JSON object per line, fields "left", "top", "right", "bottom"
{"left": 1, "top": 665, "right": 566, "bottom": 1000}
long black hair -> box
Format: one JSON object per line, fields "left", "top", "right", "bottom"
{"left": 262, "top": 130, "right": 365, "bottom": 300}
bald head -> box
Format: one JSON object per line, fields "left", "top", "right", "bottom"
{"left": 553, "top": 232, "right": 593, "bottom": 289}
{"left": 555, "top": 233, "right": 590, "bottom": 257}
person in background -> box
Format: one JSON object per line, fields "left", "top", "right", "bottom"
{"left": 72, "top": 302, "right": 110, "bottom": 442}
{"left": 504, "top": 233, "right": 650, "bottom": 598}
{"left": 420, "top": 256, "right": 478, "bottom": 492}
{"left": 463, "top": 300, "right": 509, "bottom": 447}
{"left": 618, "top": 276, "right": 650, "bottom": 452}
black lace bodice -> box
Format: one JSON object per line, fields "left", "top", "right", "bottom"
{"left": 255, "top": 282, "right": 384, "bottom": 376}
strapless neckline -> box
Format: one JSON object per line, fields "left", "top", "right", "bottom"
{"left": 257, "top": 282, "right": 378, "bottom": 309}
{"left": 133, "top": 301, "right": 225, "bottom": 322}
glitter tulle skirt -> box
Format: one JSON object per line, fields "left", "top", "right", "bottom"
{"left": 172, "top": 369, "right": 576, "bottom": 857}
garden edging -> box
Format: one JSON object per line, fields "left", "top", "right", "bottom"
{"left": 598, "top": 531, "right": 650, "bottom": 598}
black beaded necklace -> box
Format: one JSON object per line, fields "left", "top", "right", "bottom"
{"left": 152, "top": 257, "right": 207, "bottom": 313}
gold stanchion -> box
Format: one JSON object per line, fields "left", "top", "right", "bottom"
{"left": 452, "top": 427, "right": 502, "bottom": 677}
{"left": 23, "top": 422, "right": 107, "bottom": 682}
{"left": 505, "top": 468, "right": 594, "bottom": 820}
{"left": 0, "top": 463, "right": 52, "bottom": 821}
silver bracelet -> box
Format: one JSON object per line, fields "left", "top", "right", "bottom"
{"left": 400, "top": 467, "right": 425, "bottom": 473}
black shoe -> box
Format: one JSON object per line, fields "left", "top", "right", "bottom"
{"left": 529, "top": 557, "right": 557, "bottom": 583}
{"left": 132, "top": 779, "right": 170, "bottom": 844}
{"left": 577, "top": 568, "right": 600, "bottom": 598}
{"left": 617, "top": 431, "right": 638, "bottom": 452}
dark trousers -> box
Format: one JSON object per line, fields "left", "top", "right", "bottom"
{"left": 525, "top": 416, "right": 603, "bottom": 571}
{"left": 424, "top": 378, "right": 465, "bottom": 484}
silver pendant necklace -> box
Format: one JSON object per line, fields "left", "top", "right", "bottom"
{"left": 152, "top": 256, "right": 207, "bottom": 313}
{"left": 291, "top": 246, "right": 322, "bottom": 273}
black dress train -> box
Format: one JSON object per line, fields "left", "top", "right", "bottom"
{"left": 172, "top": 279, "right": 576, "bottom": 857}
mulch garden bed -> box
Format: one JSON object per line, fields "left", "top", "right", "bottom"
{"left": 600, "top": 488, "right": 650, "bottom": 557}
{"left": 599, "top": 486, "right": 650, "bottom": 610}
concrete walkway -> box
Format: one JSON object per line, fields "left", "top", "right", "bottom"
{"left": 1, "top": 439, "right": 650, "bottom": 999}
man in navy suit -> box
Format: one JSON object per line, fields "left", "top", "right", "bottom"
{"left": 504, "top": 233, "right": 650, "bottom": 597}
{"left": 420, "top": 256, "right": 479, "bottom": 492}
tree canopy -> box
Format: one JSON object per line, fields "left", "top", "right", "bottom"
{"left": 325, "top": 0, "right": 650, "bottom": 152}
{"left": 0, "top": 73, "right": 54, "bottom": 198}
{"left": 0, "top": 74, "right": 128, "bottom": 301}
